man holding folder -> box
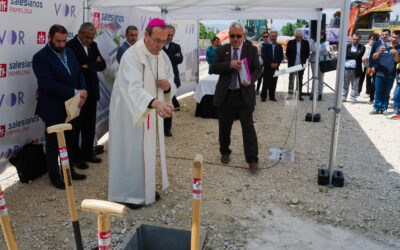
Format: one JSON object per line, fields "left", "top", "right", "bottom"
{"left": 32, "top": 24, "right": 87, "bottom": 189}
{"left": 210, "top": 21, "right": 261, "bottom": 174}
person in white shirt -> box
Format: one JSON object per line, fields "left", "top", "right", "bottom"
{"left": 342, "top": 33, "right": 365, "bottom": 102}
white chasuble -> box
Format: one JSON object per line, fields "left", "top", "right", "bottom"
{"left": 108, "top": 38, "right": 175, "bottom": 205}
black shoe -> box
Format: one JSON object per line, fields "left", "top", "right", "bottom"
{"left": 155, "top": 191, "right": 161, "bottom": 201}
{"left": 165, "top": 130, "right": 172, "bottom": 137}
{"left": 317, "top": 94, "right": 322, "bottom": 101}
{"left": 309, "top": 95, "right": 313, "bottom": 100}
{"left": 299, "top": 96, "right": 304, "bottom": 101}
{"left": 93, "top": 145, "right": 104, "bottom": 155}
{"left": 83, "top": 154, "right": 102, "bottom": 163}
{"left": 71, "top": 172, "right": 86, "bottom": 180}
{"left": 51, "top": 179, "right": 65, "bottom": 189}
{"left": 261, "top": 98, "right": 266, "bottom": 102}
{"left": 74, "top": 160, "right": 89, "bottom": 170}
{"left": 270, "top": 98, "right": 277, "bottom": 102}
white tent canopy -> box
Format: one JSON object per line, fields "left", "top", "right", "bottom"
{"left": 91, "top": 0, "right": 345, "bottom": 20}
{"left": 89, "top": 0, "right": 351, "bottom": 186}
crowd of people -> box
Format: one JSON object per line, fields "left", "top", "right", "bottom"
{"left": 206, "top": 27, "right": 400, "bottom": 119}
{"left": 31, "top": 19, "right": 399, "bottom": 211}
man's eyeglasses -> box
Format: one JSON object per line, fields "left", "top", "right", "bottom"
{"left": 229, "top": 34, "right": 243, "bottom": 39}
{"left": 150, "top": 37, "right": 167, "bottom": 45}
{"left": 262, "top": 35, "right": 268, "bottom": 38}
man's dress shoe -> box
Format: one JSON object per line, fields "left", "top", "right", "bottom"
{"left": 74, "top": 161, "right": 89, "bottom": 170}
{"left": 93, "top": 145, "right": 104, "bottom": 155}
{"left": 83, "top": 155, "right": 102, "bottom": 163}
{"left": 71, "top": 172, "right": 86, "bottom": 180}
{"left": 165, "top": 130, "right": 172, "bottom": 137}
{"left": 51, "top": 179, "right": 65, "bottom": 189}
{"left": 221, "top": 154, "right": 230, "bottom": 164}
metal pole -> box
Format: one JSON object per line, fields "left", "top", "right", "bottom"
{"left": 312, "top": 9, "right": 322, "bottom": 116}
{"left": 197, "top": 20, "right": 200, "bottom": 84}
{"left": 83, "top": 0, "right": 89, "bottom": 23}
{"left": 327, "top": 0, "right": 351, "bottom": 187}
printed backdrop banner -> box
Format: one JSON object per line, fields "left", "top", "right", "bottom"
{"left": 0, "top": 0, "right": 83, "bottom": 173}
{"left": 90, "top": 6, "right": 198, "bottom": 138}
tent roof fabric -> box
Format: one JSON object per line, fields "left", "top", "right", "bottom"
{"left": 90, "top": 0, "right": 345, "bottom": 20}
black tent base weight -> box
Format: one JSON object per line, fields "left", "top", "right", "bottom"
{"left": 318, "top": 169, "right": 344, "bottom": 187}
{"left": 305, "top": 113, "right": 321, "bottom": 122}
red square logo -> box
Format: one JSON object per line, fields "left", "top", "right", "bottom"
{"left": 0, "top": 0, "right": 8, "bottom": 12}
{"left": 0, "top": 125, "right": 5, "bottom": 138}
{"left": 37, "top": 31, "right": 46, "bottom": 44}
{"left": 93, "top": 12, "right": 100, "bottom": 29}
{"left": 0, "top": 64, "right": 6, "bottom": 78}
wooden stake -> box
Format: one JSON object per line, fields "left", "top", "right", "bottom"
{"left": 191, "top": 154, "right": 203, "bottom": 250}
{"left": 81, "top": 199, "right": 126, "bottom": 250}
{"left": 47, "top": 123, "right": 83, "bottom": 250}
{"left": 0, "top": 185, "right": 18, "bottom": 250}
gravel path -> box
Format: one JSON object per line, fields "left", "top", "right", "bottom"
{"left": 0, "top": 66, "right": 399, "bottom": 250}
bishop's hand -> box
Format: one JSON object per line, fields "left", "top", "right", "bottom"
{"left": 151, "top": 99, "right": 174, "bottom": 118}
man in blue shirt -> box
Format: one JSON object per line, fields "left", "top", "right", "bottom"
{"left": 116, "top": 25, "right": 138, "bottom": 64}
{"left": 32, "top": 24, "right": 88, "bottom": 189}
{"left": 369, "top": 29, "right": 400, "bottom": 114}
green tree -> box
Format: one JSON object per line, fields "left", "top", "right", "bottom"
{"left": 199, "top": 22, "right": 207, "bottom": 39}
{"left": 281, "top": 20, "right": 309, "bottom": 36}
{"left": 207, "top": 30, "right": 216, "bottom": 40}
{"left": 281, "top": 22, "right": 295, "bottom": 36}
{"left": 295, "top": 20, "right": 308, "bottom": 29}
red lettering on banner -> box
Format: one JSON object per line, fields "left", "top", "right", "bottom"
{"left": 0, "top": 0, "right": 8, "bottom": 12}
{"left": 0, "top": 64, "right": 6, "bottom": 78}
{"left": 0, "top": 125, "right": 5, "bottom": 138}
{"left": 93, "top": 12, "right": 100, "bottom": 29}
{"left": 37, "top": 31, "right": 46, "bottom": 44}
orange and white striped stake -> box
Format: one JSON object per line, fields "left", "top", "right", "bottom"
{"left": 0, "top": 185, "right": 18, "bottom": 250}
{"left": 191, "top": 154, "right": 203, "bottom": 250}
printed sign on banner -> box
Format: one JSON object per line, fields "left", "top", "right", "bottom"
{"left": 0, "top": 0, "right": 83, "bottom": 173}
{"left": 90, "top": 6, "right": 198, "bottom": 139}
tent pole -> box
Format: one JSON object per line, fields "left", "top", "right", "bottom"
{"left": 83, "top": 0, "right": 89, "bottom": 23}
{"left": 197, "top": 20, "right": 200, "bottom": 85}
{"left": 311, "top": 9, "right": 322, "bottom": 116}
{"left": 327, "top": 0, "right": 351, "bottom": 187}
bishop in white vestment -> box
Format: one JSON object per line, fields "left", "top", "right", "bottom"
{"left": 108, "top": 19, "right": 176, "bottom": 207}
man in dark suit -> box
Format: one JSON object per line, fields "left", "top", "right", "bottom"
{"left": 261, "top": 31, "right": 284, "bottom": 102}
{"left": 32, "top": 24, "right": 87, "bottom": 189}
{"left": 162, "top": 24, "right": 183, "bottom": 137}
{"left": 342, "top": 33, "right": 366, "bottom": 102}
{"left": 116, "top": 25, "right": 138, "bottom": 64}
{"left": 67, "top": 22, "right": 106, "bottom": 164}
{"left": 210, "top": 21, "right": 261, "bottom": 173}
{"left": 286, "top": 30, "right": 310, "bottom": 100}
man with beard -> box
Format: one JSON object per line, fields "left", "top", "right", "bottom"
{"left": 32, "top": 24, "right": 87, "bottom": 189}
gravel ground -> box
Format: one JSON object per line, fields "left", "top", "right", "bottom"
{"left": 0, "top": 65, "right": 399, "bottom": 250}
